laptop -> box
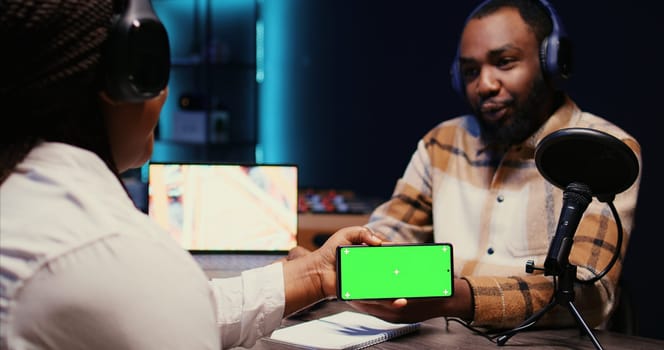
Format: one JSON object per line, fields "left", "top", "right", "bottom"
{"left": 147, "top": 161, "right": 298, "bottom": 278}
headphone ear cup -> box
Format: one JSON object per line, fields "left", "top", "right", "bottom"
{"left": 555, "top": 36, "right": 572, "bottom": 79}
{"left": 538, "top": 0, "right": 572, "bottom": 83}
{"left": 450, "top": 59, "right": 463, "bottom": 97}
{"left": 540, "top": 34, "right": 572, "bottom": 83}
{"left": 540, "top": 35, "right": 555, "bottom": 77}
{"left": 104, "top": 1, "right": 170, "bottom": 102}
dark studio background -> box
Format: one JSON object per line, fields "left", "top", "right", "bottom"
{"left": 152, "top": 0, "right": 663, "bottom": 340}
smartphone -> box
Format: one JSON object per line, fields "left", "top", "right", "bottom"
{"left": 336, "top": 243, "right": 454, "bottom": 300}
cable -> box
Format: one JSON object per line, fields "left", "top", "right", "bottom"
{"left": 444, "top": 316, "right": 547, "bottom": 345}
{"left": 444, "top": 317, "right": 499, "bottom": 344}
{"left": 528, "top": 200, "right": 624, "bottom": 285}
{"left": 446, "top": 202, "right": 624, "bottom": 346}
{"left": 576, "top": 200, "right": 623, "bottom": 285}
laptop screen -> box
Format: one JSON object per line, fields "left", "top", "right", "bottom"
{"left": 147, "top": 162, "right": 298, "bottom": 252}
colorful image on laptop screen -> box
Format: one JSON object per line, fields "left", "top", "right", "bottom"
{"left": 147, "top": 163, "right": 298, "bottom": 252}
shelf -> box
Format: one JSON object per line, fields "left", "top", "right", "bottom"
{"left": 171, "top": 56, "right": 256, "bottom": 70}
{"left": 153, "top": 0, "right": 260, "bottom": 164}
{"left": 153, "top": 140, "right": 256, "bottom": 163}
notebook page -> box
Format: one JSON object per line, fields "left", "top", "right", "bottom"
{"left": 266, "top": 311, "right": 420, "bottom": 350}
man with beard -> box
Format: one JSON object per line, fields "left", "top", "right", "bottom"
{"left": 352, "top": 0, "right": 642, "bottom": 333}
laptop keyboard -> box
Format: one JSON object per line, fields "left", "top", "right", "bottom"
{"left": 193, "top": 254, "right": 284, "bottom": 279}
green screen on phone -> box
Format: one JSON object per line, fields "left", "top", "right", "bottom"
{"left": 336, "top": 243, "right": 454, "bottom": 300}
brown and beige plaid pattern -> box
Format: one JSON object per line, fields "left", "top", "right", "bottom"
{"left": 367, "top": 96, "right": 641, "bottom": 329}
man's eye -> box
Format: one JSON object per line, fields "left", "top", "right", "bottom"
{"left": 497, "top": 57, "right": 517, "bottom": 69}
{"left": 461, "top": 67, "right": 479, "bottom": 79}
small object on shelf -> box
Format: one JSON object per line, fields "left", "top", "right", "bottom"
{"left": 298, "top": 188, "right": 379, "bottom": 214}
{"left": 209, "top": 103, "right": 230, "bottom": 144}
{"left": 169, "top": 93, "right": 230, "bottom": 144}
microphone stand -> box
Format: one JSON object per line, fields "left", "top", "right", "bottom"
{"left": 503, "top": 127, "right": 639, "bottom": 349}
{"left": 496, "top": 182, "right": 607, "bottom": 350}
{"left": 495, "top": 262, "right": 604, "bottom": 349}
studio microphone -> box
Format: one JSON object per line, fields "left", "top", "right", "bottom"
{"left": 500, "top": 127, "right": 639, "bottom": 350}
{"left": 543, "top": 181, "right": 592, "bottom": 275}
{"left": 534, "top": 127, "right": 639, "bottom": 276}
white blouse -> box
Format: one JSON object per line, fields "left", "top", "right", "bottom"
{"left": 0, "top": 142, "right": 285, "bottom": 349}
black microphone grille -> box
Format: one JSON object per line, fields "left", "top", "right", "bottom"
{"left": 563, "top": 182, "right": 593, "bottom": 206}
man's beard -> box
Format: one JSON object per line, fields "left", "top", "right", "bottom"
{"left": 474, "top": 75, "right": 548, "bottom": 148}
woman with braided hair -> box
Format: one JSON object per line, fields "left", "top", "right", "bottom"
{"left": 0, "top": 1, "right": 383, "bottom": 348}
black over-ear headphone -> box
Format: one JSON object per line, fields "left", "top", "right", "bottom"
{"left": 450, "top": 0, "right": 572, "bottom": 97}
{"left": 104, "top": 0, "right": 170, "bottom": 102}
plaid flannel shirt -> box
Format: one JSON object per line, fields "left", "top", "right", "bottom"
{"left": 366, "top": 96, "right": 641, "bottom": 329}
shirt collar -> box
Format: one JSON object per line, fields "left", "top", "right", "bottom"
{"left": 524, "top": 95, "right": 581, "bottom": 152}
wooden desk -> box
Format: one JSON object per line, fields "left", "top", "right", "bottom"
{"left": 248, "top": 300, "right": 664, "bottom": 349}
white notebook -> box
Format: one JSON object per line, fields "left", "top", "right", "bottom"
{"left": 265, "top": 311, "right": 420, "bottom": 350}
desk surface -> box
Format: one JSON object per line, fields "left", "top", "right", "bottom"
{"left": 247, "top": 300, "right": 664, "bottom": 350}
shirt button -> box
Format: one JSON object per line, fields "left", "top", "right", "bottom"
{"left": 497, "top": 195, "right": 504, "bottom": 203}
{"left": 487, "top": 248, "right": 495, "bottom": 255}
